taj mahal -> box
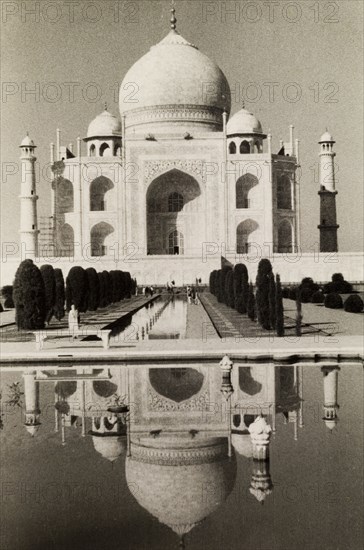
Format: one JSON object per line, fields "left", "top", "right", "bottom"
{"left": 13, "top": 7, "right": 363, "bottom": 286}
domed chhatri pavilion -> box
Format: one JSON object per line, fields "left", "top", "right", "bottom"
{"left": 17, "top": 6, "right": 355, "bottom": 285}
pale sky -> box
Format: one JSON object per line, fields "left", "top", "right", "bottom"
{"left": 1, "top": 0, "right": 363, "bottom": 252}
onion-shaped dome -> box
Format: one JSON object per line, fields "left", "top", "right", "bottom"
{"left": 227, "top": 108, "right": 263, "bottom": 136}
{"left": 319, "top": 130, "right": 335, "bottom": 143}
{"left": 20, "top": 134, "right": 36, "bottom": 147}
{"left": 92, "top": 435, "right": 127, "bottom": 462}
{"left": 126, "top": 437, "right": 236, "bottom": 536}
{"left": 87, "top": 109, "right": 121, "bottom": 138}
{"left": 119, "top": 29, "right": 231, "bottom": 135}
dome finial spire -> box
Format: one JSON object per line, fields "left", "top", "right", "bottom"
{"left": 104, "top": 102, "right": 108, "bottom": 111}
{"left": 170, "top": 0, "right": 177, "bottom": 30}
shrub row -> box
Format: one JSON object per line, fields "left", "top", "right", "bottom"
{"left": 12, "top": 260, "right": 136, "bottom": 330}
{"left": 209, "top": 260, "right": 285, "bottom": 336}
{"left": 282, "top": 273, "right": 357, "bottom": 307}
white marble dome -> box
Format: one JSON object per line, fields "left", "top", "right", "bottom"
{"left": 20, "top": 134, "right": 36, "bottom": 147}
{"left": 119, "top": 30, "right": 231, "bottom": 135}
{"left": 319, "top": 130, "right": 335, "bottom": 143}
{"left": 87, "top": 109, "right": 121, "bottom": 138}
{"left": 227, "top": 108, "right": 263, "bottom": 135}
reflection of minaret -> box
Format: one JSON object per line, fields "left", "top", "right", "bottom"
{"left": 219, "top": 355, "right": 234, "bottom": 457}
{"left": 23, "top": 372, "right": 41, "bottom": 436}
{"left": 248, "top": 416, "right": 273, "bottom": 504}
{"left": 249, "top": 459, "right": 273, "bottom": 504}
{"left": 321, "top": 366, "right": 340, "bottom": 431}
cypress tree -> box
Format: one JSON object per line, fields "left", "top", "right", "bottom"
{"left": 98, "top": 272, "right": 105, "bottom": 307}
{"left": 256, "top": 259, "right": 273, "bottom": 330}
{"left": 104, "top": 271, "right": 113, "bottom": 306}
{"left": 268, "top": 273, "right": 276, "bottom": 331}
{"left": 233, "top": 263, "right": 249, "bottom": 313}
{"left": 215, "top": 270, "right": 223, "bottom": 302}
{"left": 225, "top": 271, "right": 235, "bottom": 308}
{"left": 247, "top": 283, "right": 256, "bottom": 321}
{"left": 13, "top": 259, "right": 47, "bottom": 330}
{"left": 85, "top": 268, "right": 100, "bottom": 311}
{"left": 40, "top": 264, "right": 56, "bottom": 324}
{"left": 220, "top": 266, "right": 232, "bottom": 304}
{"left": 65, "top": 266, "right": 88, "bottom": 312}
{"left": 110, "top": 271, "right": 119, "bottom": 303}
{"left": 124, "top": 272, "right": 132, "bottom": 298}
{"left": 53, "top": 268, "right": 65, "bottom": 321}
{"left": 275, "top": 274, "right": 284, "bottom": 337}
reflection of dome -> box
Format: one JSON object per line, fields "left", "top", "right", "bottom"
{"left": 120, "top": 30, "right": 231, "bottom": 135}
{"left": 126, "top": 438, "right": 236, "bottom": 535}
{"left": 231, "top": 433, "right": 253, "bottom": 458}
{"left": 87, "top": 110, "right": 121, "bottom": 138}
{"left": 92, "top": 435, "right": 127, "bottom": 462}
{"left": 227, "top": 108, "right": 263, "bottom": 135}
{"left": 319, "top": 131, "right": 335, "bottom": 143}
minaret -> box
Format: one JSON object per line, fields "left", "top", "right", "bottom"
{"left": 23, "top": 371, "right": 41, "bottom": 436}
{"left": 318, "top": 130, "right": 339, "bottom": 252}
{"left": 19, "top": 134, "right": 39, "bottom": 257}
{"left": 321, "top": 366, "right": 340, "bottom": 431}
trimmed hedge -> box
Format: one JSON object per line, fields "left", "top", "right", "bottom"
{"left": 344, "top": 295, "right": 363, "bottom": 313}
{"left": 324, "top": 293, "right": 343, "bottom": 309}
{"left": 311, "top": 290, "right": 325, "bottom": 304}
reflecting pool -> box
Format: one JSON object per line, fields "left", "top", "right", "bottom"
{"left": 0, "top": 361, "right": 362, "bottom": 550}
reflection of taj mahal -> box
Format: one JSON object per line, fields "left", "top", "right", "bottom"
{"left": 15, "top": 6, "right": 350, "bottom": 286}
{"left": 21, "top": 361, "right": 340, "bottom": 544}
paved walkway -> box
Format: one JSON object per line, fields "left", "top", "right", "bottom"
{"left": 0, "top": 309, "right": 15, "bottom": 328}
{"left": 185, "top": 299, "right": 219, "bottom": 340}
{"left": 0, "top": 295, "right": 160, "bottom": 345}
{"left": 283, "top": 299, "right": 364, "bottom": 337}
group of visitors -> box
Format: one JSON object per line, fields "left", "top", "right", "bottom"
{"left": 142, "top": 286, "right": 154, "bottom": 297}
{"left": 186, "top": 286, "right": 199, "bottom": 305}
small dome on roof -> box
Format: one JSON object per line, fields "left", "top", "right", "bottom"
{"left": 20, "top": 134, "right": 36, "bottom": 147}
{"left": 319, "top": 130, "right": 335, "bottom": 143}
{"left": 87, "top": 109, "right": 121, "bottom": 138}
{"left": 227, "top": 108, "right": 263, "bottom": 136}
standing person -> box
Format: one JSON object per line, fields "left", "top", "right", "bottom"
{"left": 194, "top": 289, "right": 199, "bottom": 305}
{"left": 150, "top": 286, "right": 154, "bottom": 297}
{"left": 142, "top": 287, "right": 146, "bottom": 296}
{"left": 187, "top": 286, "right": 192, "bottom": 304}
{"left": 68, "top": 304, "right": 79, "bottom": 339}
{"left": 191, "top": 286, "right": 196, "bottom": 304}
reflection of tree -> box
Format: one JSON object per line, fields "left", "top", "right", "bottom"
{"left": 6, "top": 382, "right": 24, "bottom": 408}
